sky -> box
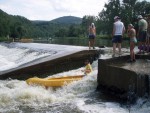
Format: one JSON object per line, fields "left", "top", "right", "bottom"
{"left": 0, "top": 0, "right": 108, "bottom": 21}
{"left": 0, "top": 0, "right": 150, "bottom": 21}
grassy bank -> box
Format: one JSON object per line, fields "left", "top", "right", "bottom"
{"left": 0, "top": 37, "right": 9, "bottom": 42}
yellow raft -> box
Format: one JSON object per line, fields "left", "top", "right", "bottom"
{"left": 26, "top": 75, "right": 84, "bottom": 87}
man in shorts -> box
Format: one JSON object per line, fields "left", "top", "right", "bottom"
{"left": 137, "top": 15, "right": 148, "bottom": 54}
{"left": 88, "top": 23, "right": 96, "bottom": 49}
{"left": 112, "top": 16, "right": 125, "bottom": 57}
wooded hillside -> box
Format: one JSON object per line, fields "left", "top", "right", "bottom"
{"left": 0, "top": 9, "right": 82, "bottom": 39}
{"left": 0, "top": 0, "right": 150, "bottom": 40}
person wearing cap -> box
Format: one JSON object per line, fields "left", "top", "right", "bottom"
{"left": 112, "top": 16, "right": 125, "bottom": 57}
{"left": 127, "top": 24, "right": 137, "bottom": 62}
{"left": 137, "top": 15, "right": 148, "bottom": 54}
{"left": 88, "top": 23, "right": 96, "bottom": 49}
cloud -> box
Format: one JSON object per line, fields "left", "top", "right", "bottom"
{"left": 0, "top": 0, "right": 108, "bottom": 20}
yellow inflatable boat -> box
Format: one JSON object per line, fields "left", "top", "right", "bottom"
{"left": 26, "top": 75, "right": 84, "bottom": 87}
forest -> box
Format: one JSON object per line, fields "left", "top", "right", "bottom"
{"left": 0, "top": 0, "right": 150, "bottom": 41}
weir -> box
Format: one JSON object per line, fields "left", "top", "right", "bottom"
{"left": 97, "top": 54, "right": 150, "bottom": 100}
{"left": 0, "top": 49, "right": 101, "bottom": 80}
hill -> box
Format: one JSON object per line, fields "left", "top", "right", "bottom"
{"left": 31, "top": 16, "right": 82, "bottom": 25}
{"left": 0, "top": 9, "right": 83, "bottom": 39}
{"left": 50, "top": 16, "right": 82, "bottom": 24}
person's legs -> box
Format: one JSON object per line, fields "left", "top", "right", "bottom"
{"left": 91, "top": 39, "right": 94, "bottom": 49}
{"left": 93, "top": 38, "right": 95, "bottom": 49}
{"left": 146, "top": 35, "right": 150, "bottom": 53}
{"left": 137, "top": 31, "right": 144, "bottom": 54}
{"left": 140, "top": 39, "right": 146, "bottom": 53}
{"left": 89, "top": 40, "right": 91, "bottom": 49}
{"left": 89, "top": 35, "right": 95, "bottom": 49}
{"left": 130, "top": 42, "right": 135, "bottom": 60}
{"left": 117, "top": 35, "right": 122, "bottom": 55}
{"left": 132, "top": 43, "right": 136, "bottom": 61}
{"left": 112, "top": 43, "right": 116, "bottom": 57}
{"left": 118, "top": 43, "right": 121, "bottom": 55}
{"left": 138, "top": 41, "right": 142, "bottom": 54}
{"left": 141, "top": 31, "right": 147, "bottom": 53}
{"left": 112, "top": 36, "right": 117, "bottom": 57}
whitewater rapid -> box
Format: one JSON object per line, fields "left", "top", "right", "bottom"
{"left": 0, "top": 42, "right": 150, "bottom": 113}
{"left": 0, "top": 42, "right": 88, "bottom": 71}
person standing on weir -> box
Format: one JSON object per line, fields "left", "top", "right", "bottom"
{"left": 112, "top": 16, "right": 125, "bottom": 57}
{"left": 88, "top": 23, "right": 96, "bottom": 50}
{"left": 127, "top": 24, "right": 137, "bottom": 62}
{"left": 137, "top": 15, "right": 148, "bottom": 54}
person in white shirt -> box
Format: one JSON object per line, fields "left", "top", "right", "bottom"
{"left": 112, "top": 16, "right": 125, "bottom": 57}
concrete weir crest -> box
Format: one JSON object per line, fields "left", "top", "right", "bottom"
{"left": 0, "top": 49, "right": 101, "bottom": 80}
{"left": 97, "top": 54, "right": 150, "bottom": 100}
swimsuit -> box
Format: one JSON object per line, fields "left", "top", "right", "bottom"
{"left": 130, "top": 37, "right": 137, "bottom": 43}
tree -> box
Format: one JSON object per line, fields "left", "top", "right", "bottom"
{"left": 97, "top": 0, "right": 122, "bottom": 34}
{"left": 134, "top": 1, "right": 150, "bottom": 16}
{"left": 55, "top": 28, "right": 68, "bottom": 37}
{"left": 96, "top": 0, "right": 150, "bottom": 35}
{"left": 120, "top": 0, "right": 137, "bottom": 28}
{"left": 81, "top": 15, "right": 96, "bottom": 36}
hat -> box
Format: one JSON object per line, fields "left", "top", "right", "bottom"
{"left": 91, "top": 23, "right": 95, "bottom": 26}
{"left": 114, "top": 16, "right": 120, "bottom": 20}
{"left": 128, "top": 24, "right": 134, "bottom": 28}
{"left": 137, "top": 15, "right": 143, "bottom": 19}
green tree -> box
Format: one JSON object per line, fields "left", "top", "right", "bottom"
{"left": 68, "top": 25, "right": 76, "bottom": 37}
{"left": 55, "top": 28, "right": 68, "bottom": 37}
{"left": 134, "top": 1, "right": 150, "bottom": 16}
{"left": 97, "top": 0, "right": 121, "bottom": 34}
{"left": 96, "top": 0, "right": 150, "bottom": 35}
{"left": 81, "top": 15, "right": 96, "bottom": 36}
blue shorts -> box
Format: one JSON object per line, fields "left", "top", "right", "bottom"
{"left": 89, "top": 34, "right": 95, "bottom": 39}
{"left": 138, "top": 31, "right": 147, "bottom": 42}
{"left": 112, "top": 35, "right": 122, "bottom": 43}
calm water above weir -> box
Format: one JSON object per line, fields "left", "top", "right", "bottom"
{"left": 34, "top": 38, "right": 130, "bottom": 47}
{"left": 0, "top": 42, "right": 150, "bottom": 113}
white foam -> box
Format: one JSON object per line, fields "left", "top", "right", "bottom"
{"left": 0, "top": 42, "right": 88, "bottom": 71}
{"left": 0, "top": 43, "right": 149, "bottom": 113}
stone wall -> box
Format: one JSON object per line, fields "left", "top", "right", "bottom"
{"left": 97, "top": 55, "right": 150, "bottom": 100}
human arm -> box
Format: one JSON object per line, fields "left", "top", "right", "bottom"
{"left": 122, "top": 25, "right": 126, "bottom": 36}
{"left": 94, "top": 28, "right": 96, "bottom": 36}
{"left": 112, "top": 24, "right": 115, "bottom": 37}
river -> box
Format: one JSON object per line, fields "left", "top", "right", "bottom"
{"left": 0, "top": 42, "right": 150, "bottom": 113}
